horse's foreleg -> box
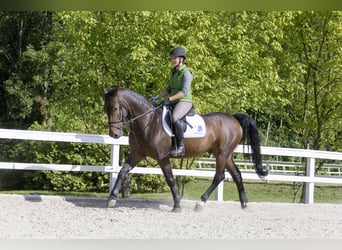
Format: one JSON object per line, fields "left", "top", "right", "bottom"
{"left": 107, "top": 162, "right": 132, "bottom": 207}
{"left": 107, "top": 154, "right": 143, "bottom": 208}
{"left": 226, "top": 159, "right": 248, "bottom": 209}
{"left": 159, "top": 158, "right": 181, "bottom": 212}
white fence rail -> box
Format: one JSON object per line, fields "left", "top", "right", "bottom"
{"left": 1, "top": 128, "right": 342, "bottom": 204}
{"left": 196, "top": 158, "right": 342, "bottom": 176}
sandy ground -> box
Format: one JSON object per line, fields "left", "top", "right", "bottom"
{"left": 0, "top": 194, "right": 341, "bottom": 239}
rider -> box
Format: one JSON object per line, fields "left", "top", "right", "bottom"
{"left": 151, "top": 47, "right": 193, "bottom": 156}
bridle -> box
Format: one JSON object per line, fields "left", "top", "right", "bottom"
{"left": 108, "top": 102, "right": 162, "bottom": 133}
{"left": 108, "top": 103, "right": 126, "bottom": 130}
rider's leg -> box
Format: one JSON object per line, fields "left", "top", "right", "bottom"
{"left": 170, "top": 102, "right": 192, "bottom": 156}
{"left": 170, "top": 119, "right": 185, "bottom": 156}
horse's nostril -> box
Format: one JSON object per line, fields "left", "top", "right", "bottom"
{"left": 109, "top": 132, "right": 116, "bottom": 139}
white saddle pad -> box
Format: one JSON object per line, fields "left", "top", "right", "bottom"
{"left": 162, "top": 106, "right": 206, "bottom": 138}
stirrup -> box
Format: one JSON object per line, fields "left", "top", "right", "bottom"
{"left": 170, "top": 145, "right": 185, "bottom": 156}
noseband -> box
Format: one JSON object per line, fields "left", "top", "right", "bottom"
{"left": 108, "top": 103, "right": 127, "bottom": 130}
{"left": 108, "top": 103, "right": 162, "bottom": 133}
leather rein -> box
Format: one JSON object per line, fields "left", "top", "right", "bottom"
{"left": 108, "top": 103, "right": 162, "bottom": 134}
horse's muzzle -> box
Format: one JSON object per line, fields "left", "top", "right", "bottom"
{"left": 111, "top": 134, "right": 120, "bottom": 139}
{"left": 109, "top": 129, "right": 122, "bottom": 139}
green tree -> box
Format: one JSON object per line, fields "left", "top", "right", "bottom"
{"left": 0, "top": 11, "right": 53, "bottom": 128}
{"left": 276, "top": 11, "right": 342, "bottom": 151}
{"left": 1, "top": 11, "right": 341, "bottom": 193}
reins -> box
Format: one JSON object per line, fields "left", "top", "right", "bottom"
{"left": 109, "top": 103, "right": 162, "bottom": 134}
{"left": 127, "top": 105, "right": 162, "bottom": 124}
{"left": 127, "top": 105, "right": 162, "bottom": 135}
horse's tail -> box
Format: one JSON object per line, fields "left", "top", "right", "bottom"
{"left": 233, "top": 113, "right": 269, "bottom": 179}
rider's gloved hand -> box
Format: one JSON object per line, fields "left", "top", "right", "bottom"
{"left": 161, "top": 98, "right": 170, "bottom": 106}
{"left": 150, "top": 95, "right": 160, "bottom": 104}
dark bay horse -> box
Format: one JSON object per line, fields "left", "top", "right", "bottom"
{"left": 103, "top": 86, "right": 268, "bottom": 212}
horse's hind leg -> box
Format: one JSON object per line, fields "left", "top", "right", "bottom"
{"left": 226, "top": 158, "right": 248, "bottom": 209}
{"left": 195, "top": 156, "right": 226, "bottom": 212}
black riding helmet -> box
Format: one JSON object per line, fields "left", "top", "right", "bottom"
{"left": 170, "top": 47, "right": 186, "bottom": 59}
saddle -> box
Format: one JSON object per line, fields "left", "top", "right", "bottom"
{"left": 162, "top": 105, "right": 206, "bottom": 138}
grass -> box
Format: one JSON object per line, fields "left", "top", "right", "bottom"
{"left": 1, "top": 178, "right": 341, "bottom": 204}
{"left": 134, "top": 178, "right": 342, "bottom": 204}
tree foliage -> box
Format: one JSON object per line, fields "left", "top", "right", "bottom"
{"left": 0, "top": 11, "right": 341, "bottom": 192}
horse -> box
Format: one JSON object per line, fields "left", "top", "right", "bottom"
{"left": 103, "top": 86, "right": 268, "bottom": 212}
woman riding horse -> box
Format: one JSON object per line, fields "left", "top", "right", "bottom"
{"left": 103, "top": 86, "right": 268, "bottom": 212}
{"left": 151, "top": 47, "right": 193, "bottom": 157}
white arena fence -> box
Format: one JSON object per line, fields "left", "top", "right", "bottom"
{"left": 1, "top": 128, "right": 342, "bottom": 204}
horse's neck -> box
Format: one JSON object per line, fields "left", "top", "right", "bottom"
{"left": 128, "top": 106, "right": 162, "bottom": 139}
{"left": 123, "top": 94, "right": 155, "bottom": 127}
{"left": 125, "top": 98, "right": 151, "bottom": 119}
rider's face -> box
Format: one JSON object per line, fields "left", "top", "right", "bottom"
{"left": 170, "top": 56, "right": 181, "bottom": 67}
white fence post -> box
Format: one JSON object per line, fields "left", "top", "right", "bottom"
{"left": 215, "top": 181, "right": 224, "bottom": 201}
{"left": 304, "top": 157, "right": 315, "bottom": 204}
{"left": 109, "top": 144, "right": 120, "bottom": 194}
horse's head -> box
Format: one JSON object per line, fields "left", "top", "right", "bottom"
{"left": 103, "top": 86, "right": 127, "bottom": 139}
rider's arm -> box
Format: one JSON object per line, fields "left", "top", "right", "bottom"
{"left": 158, "top": 89, "right": 170, "bottom": 99}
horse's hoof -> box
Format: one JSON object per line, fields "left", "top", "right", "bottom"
{"left": 194, "top": 201, "right": 205, "bottom": 212}
{"left": 241, "top": 202, "right": 248, "bottom": 209}
{"left": 171, "top": 207, "right": 182, "bottom": 213}
{"left": 107, "top": 198, "right": 117, "bottom": 208}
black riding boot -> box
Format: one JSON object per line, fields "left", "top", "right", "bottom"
{"left": 170, "top": 120, "right": 185, "bottom": 156}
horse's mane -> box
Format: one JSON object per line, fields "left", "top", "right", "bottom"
{"left": 123, "top": 88, "right": 150, "bottom": 103}
{"left": 109, "top": 87, "right": 152, "bottom": 107}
